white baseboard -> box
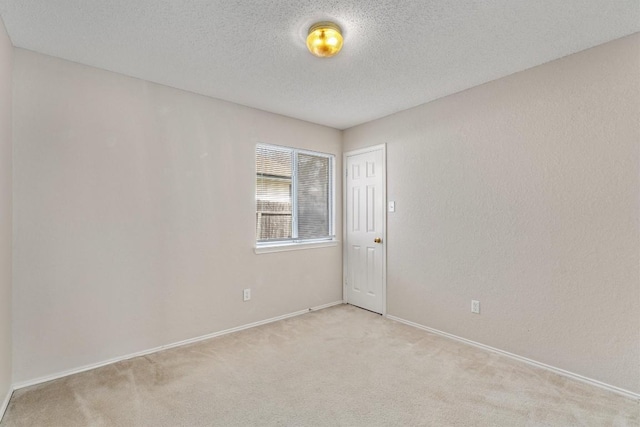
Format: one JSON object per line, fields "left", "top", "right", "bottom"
{"left": 13, "top": 301, "right": 344, "bottom": 391}
{"left": 386, "top": 314, "right": 640, "bottom": 401}
{"left": 0, "top": 386, "right": 12, "bottom": 423}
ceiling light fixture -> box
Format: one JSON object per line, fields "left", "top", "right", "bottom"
{"left": 306, "top": 22, "right": 343, "bottom": 58}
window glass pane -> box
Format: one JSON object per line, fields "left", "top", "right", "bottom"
{"left": 256, "top": 146, "right": 292, "bottom": 241}
{"left": 297, "top": 153, "right": 330, "bottom": 239}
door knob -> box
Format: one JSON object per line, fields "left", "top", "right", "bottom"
{"left": 374, "top": 237, "right": 382, "bottom": 244}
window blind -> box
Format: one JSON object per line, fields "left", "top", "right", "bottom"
{"left": 256, "top": 145, "right": 293, "bottom": 241}
{"left": 256, "top": 144, "right": 334, "bottom": 244}
{"left": 297, "top": 153, "right": 330, "bottom": 239}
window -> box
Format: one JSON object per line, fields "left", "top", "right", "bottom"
{"left": 256, "top": 144, "right": 335, "bottom": 249}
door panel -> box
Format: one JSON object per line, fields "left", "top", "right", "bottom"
{"left": 345, "top": 147, "right": 384, "bottom": 314}
{"left": 367, "top": 185, "right": 375, "bottom": 232}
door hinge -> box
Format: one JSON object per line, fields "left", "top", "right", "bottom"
{"left": 345, "top": 169, "right": 348, "bottom": 177}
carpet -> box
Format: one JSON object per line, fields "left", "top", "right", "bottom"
{"left": 2, "top": 304, "right": 637, "bottom": 426}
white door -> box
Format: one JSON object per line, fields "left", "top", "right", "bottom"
{"left": 344, "top": 145, "right": 386, "bottom": 314}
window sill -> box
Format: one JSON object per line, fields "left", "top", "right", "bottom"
{"left": 254, "top": 240, "right": 339, "bottom": 254}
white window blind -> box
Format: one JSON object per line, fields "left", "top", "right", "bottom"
{"left": 256, "top": 144, "right": 334, "bottom": 245}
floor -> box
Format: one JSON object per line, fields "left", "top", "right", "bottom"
{"left": 1, "top": 304, "right": 638, "bottom": 426}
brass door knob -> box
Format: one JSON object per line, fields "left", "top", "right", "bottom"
{"left": 374, "top": 237, "right": 382, "bottom": 243}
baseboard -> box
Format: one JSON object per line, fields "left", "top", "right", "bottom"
{"left": 386, "top": 314, "right": 640, "bottom": 401}
{"left": 13, "top": 301, "right": 344, "bottom": 391}
{"left": 0, "top": 386, "right": 12, "bottom": 423}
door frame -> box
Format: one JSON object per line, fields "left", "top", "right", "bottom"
{"left": 342, "top": 143, "right": 387, "bottom": 316}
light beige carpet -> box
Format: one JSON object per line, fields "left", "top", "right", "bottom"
{"left": 1, "top": 304, "right": 637, "bottom": 426}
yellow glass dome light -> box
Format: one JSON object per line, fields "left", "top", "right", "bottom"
{"left": 306, "top": 22, "right": 343, "bottom": 58}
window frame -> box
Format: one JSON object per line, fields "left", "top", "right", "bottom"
{"left": 255, "top": 143, "right": 337, "bottom": 253}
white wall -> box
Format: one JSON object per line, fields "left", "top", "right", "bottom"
{"left": 0, "top": 15, "right": 13, "bottom": 409}
{"left": 12, "top": 49, "right": 343, "bottom": 384}
{"left": 344, "top": 34, "right": 640, "bottom": 393}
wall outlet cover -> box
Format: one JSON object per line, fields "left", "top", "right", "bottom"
{"left": 471, "top": 300, "right": 480, "bottom": 314}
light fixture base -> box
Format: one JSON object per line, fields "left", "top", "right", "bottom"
{"left": 308, "top": 21, "right": 342, "bottom": 35}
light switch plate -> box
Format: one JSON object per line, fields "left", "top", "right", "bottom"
{"left": 388, "top": 201, "right": 395, "bottom": 212}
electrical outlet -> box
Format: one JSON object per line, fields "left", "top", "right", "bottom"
{"left": 471, "top": 300, "right": 480, "bottom": 314}
{"left": 243, "top": 288, "right": 251, "bottom": 301}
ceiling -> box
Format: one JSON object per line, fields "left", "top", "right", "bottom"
{"left": 0, "top": 1, "right": 638, "bottom": 130}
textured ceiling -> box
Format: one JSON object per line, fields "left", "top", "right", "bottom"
{"left": 1, "top": 1, "right": 639, "bottom": 129}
